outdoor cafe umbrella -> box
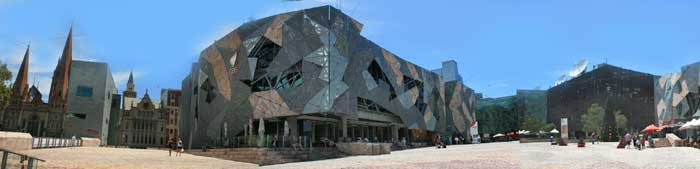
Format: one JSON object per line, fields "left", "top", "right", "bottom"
{"left": 283, "top": 121, "right": 290, "bottom": 137}
{"left": 550, "top": 129, "right": 559, "bottom": 134}
{"left": 493, "top": 133, "right": 505, "bottom": 137}
{"left": 680, "top": 119, "right": 699, "bottom": 130}
{"left": 641, "top": 124, "right": 660, "bottom": 133}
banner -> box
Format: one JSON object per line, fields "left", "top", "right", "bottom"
{"left": 561, "top": 118, "right": 568, "bottom": 140}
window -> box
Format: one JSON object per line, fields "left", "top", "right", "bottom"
{"left": 71, "top": 113, "right": 87, "bottom": 120}
{"left": 368, "top": 60, "right": 397, "bottom": 99}
{"left": 249, "top": 37, "right": 282, "bottom": 79}
{"left": 76, "top": 86, "right": 93, "bottom": 97}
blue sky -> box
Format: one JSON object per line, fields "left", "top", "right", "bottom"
{"left": 1, "top": 0, "right": 699, "bottom": 100}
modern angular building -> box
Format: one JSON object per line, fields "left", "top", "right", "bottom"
{"left": 655, "top": 62, "right": 700, "bottom": 126}
{"left": 63, "top": 60, "right": 119, "bottom": 143}
{"left": 180, "top": 6, "right": 477, "bottom": 148}
{"left": 547, "top": 63, "right": 657, "bottom": 134}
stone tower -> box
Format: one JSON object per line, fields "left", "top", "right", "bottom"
{"left": 46, "top": 27, "right": 74, "bottom": 137}
{"left": 48, "top": 26, "right": 73, "bottom": 110}
{"left": 123, "top": 71, "right": 137, "bottom": 98}
{"left": 10, "top": 45, "right": 31, "bottom": 105}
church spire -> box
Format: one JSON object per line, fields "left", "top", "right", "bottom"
{"left": 48, "top": 26, "right": 73, "bottom": 108}
{"left": 11, "top": 44, "right": 31, "bottom": 103}
{"left": 127, "top": 70, "right": 134, "bottom": 88}
{"left": 123, "top": 70, "right": 137, "bottom": 98}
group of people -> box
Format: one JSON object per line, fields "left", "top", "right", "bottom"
{"left": 168, "top": 138, "right": 184, "bottom": 156}
{"left": 618, "top": 132, "right": 654, "bottom": 150}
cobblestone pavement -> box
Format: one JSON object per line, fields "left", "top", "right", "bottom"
{"left": 13, "top": 147, "right": 258, "bottom": 169}
{"left": 264, "top": 142, "right": 700, "bottom": 169}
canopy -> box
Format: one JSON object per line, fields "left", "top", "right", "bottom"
{"left": 641, "top": 124, "right": 659, "bottom": 133}
{"left": 680, "top": 119, "right": 700, "bottom": 130}
{"left": 493, "top": 133, "right": 505, "bottom": 137}
{"left": 550, "top": 129, "right": 559, "bottom": 134}
{"left": 678, "top": 119, "right": 698, "bottom": 130}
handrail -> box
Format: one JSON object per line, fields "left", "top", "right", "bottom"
{"left": 0, "top": 149, "right": 45, "bottom": 162}
{"left": 1, "top": 148, "right": 45, "bottom": 169}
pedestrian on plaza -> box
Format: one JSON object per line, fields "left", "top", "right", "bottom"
{"left": 632, "top": 135, "right": 639, "bottom": 150}
{"left": 168, "top": 138, "right": 175, "bottom": 157}
{"left": 591, "top": 132, "right": 597, "bottom": 144}
{"left": 549, "top": 135, "right": 555, "bottom": 144}
{"left": 641, "top": 135, "right": 646, "bottom": 150}
{"left": 647, "top": 134, "right": 654, "bottom": 148}
{"left": 624, "top": 133, "right": 632, "bottom": 149}
{"left": 636, "top": 138, "right": 641, "bottom": 150}
{"left": 454, "top": 137, "right": 459, "bottom": 145}
{"left": 176, "top": 138, "right": 184, "bottom": 157}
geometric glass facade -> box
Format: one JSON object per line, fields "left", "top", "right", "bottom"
{"left": 180, "top": 6, "right": 477, "bottom": 148}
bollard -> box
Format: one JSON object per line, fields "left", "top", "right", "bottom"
{"left": 1, "top": 151, "right": 8, "bottom": 169}
{"left": 27, "top": 157, "right": 34, "bottom": 169}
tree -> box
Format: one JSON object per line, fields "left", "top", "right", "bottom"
{"left": 0, "top": 61, "right": 11, "bottom": 111}
{"left": 540, "top": 123, "right": 555, "bottom": 133}
{"left": 520, "top": 115, "right": 555, "bottom": 134}
{"left": 520, "top": 115, "right": 541, "bottom": 132}
{"left": 614, "top": 110, "right": 628, "bottom": 131}
{"left": 581, "top": 103, "right": 605, "bottom": 135}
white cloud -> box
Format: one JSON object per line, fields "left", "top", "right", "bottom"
{"left": 112, "top": 70, "right": 143, "bottom": 89}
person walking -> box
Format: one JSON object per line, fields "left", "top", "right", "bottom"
{"left": 168, "top": 138, "right": 175, "bottom": 156}
{"left": 176, "top": 138, "right": 184, "bottom": 157}
{"left": 641, "top": 135, "right": 646, "bottom": 150}
{"left": 624, "top": 133, "right": 632, "bottom": 149}
{"left": 591, "top": 132, "right": 597, "bottom": 144}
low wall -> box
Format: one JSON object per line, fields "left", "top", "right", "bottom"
{"left": 336, "top": 143, "right": 391, "bottom": 155}
{"left": 188, "top": 147, "right": 344, "bottom": 165}
{"left": 666, "top": 133, "right": 682, "bottom": 147}
{"left": 80, "top": 137, "right": 101, "bottom": 147}
{"left": 519, "top": 138, "right": 552, "bottom": 143}
{"left": 0, "top": 131, "right": 32, "bottom": 151}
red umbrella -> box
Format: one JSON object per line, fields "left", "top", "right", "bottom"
{"left": 641, "top": 124, "right": 659, "bottom": 133}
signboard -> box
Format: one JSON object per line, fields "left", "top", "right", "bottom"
{"left": 470, "top": 122, "right": 479, "bottom": 143}
{"left": 561, "top": 118, "right": 568, "bottom": 140}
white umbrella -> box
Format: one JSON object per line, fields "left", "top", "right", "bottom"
{"left": 690, "top": 119, "right": 700, "bottom": 128}
{"left": 283, "top": 121, "right": 289, "bottom": 137}
{"left": 681, "top": 119, "right": 698, "bottom": 130}
{"left": 493, "top": 133, "right": 505, "bottom": 137}
{"left": 550, "top": 129, "right": 559, "bottom": 134}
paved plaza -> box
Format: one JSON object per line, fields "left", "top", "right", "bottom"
{"left": 12, "top": 147, "right": 258, "bottom": 169}
{"left": 265, "top": 141, "right": 700, "bottom": 169}
{"left": 5, "top": 142, "right": 700, "bottom": 169}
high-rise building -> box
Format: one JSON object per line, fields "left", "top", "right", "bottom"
{"left": 161, "top": 89, "right": 181, "bottom": 144}
{"left": 432, "top": 60, "right": 463, "bottom": 82}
